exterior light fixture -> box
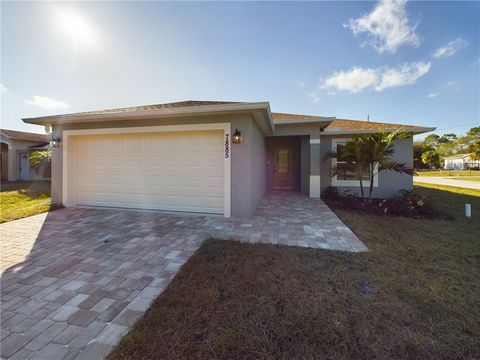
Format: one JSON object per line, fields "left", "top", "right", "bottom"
{"left": 232, "top": 129, "right": 242, "bottom": 144}
{"left": 50, "top": 136, "right": 62, "bottom": 148}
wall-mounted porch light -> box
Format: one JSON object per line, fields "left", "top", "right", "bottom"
{"left": 232, "top": 129, "right": 242, "bottom": 144}
{"left": 50, "top": 136, "right": 62, "bottom": 148}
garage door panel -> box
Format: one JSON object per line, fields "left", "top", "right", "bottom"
{"left": 145, "top": 175, "right": 164, "bottom": 185}
{"left": 146, "top": 158, "right": 163, "bottom": 167}
{"left": 109, "top": 138, "right": 126, "bottom": 149}
{"left": 206, "top": 176, "right": 223, "bottom": 188}
{"left": 78, "top": 191, "right": 94, "bottom": 202}
{"left": 75, "top": 131, "right": 224, "bottom": 214}
{"left": 205, "top": 197, "right": 223, "bottom": 209}
{"left": 126, "top": 137, "right": 144, "bottom": 149}
{"left": 125, "top": 157, "right": 144, "bottom": 168}
{"left": 124, "top": 175, "right": 143, "bottom": 185}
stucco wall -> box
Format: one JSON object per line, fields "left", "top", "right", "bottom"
{"left": 51, "top": 113, "right": 266, "bottom": 218}
{"left": 320, "top": 136, "right": 414, "bottom": 198}
{"left": 247, "top": 119, "right": 266, "bottom": 217}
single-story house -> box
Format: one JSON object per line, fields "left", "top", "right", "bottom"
{"left": 443, "top": 153, "right": 480, "bottom": 170}
{"left": 0, "top": 129, "right": 51, "bottom": 181}
{"left": 23, "top": 100, "right": 434, "bottom": 218}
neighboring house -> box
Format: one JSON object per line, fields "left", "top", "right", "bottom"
{"left": 23, "top": 100, "right": 434, "bottom": 218}
{"left": 0, "top": 129, "right": 50, "bottom": 182}
{"left": 443, "top": 153, "right": 480, "bottom": 170}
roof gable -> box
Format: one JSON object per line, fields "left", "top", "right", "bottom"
{"left": 1, "top": 129, "right": 50, "bottom": 143}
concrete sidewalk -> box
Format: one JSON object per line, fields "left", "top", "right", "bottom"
{"left": 414, "top": 176, "right": 480, "bottom": 190}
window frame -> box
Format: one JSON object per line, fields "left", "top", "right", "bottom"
{"left": 331, "top": 138, "right": 379, "bottom": 187}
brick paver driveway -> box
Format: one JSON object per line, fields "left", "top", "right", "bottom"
{"left": 1, "top": 191, "right": 366, "bottom": 359}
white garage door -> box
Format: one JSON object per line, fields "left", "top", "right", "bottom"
{"left": 75, "top": 131, "right": 224, "bottom": 214}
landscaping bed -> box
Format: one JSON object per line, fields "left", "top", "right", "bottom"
{"left": 322, "top": 186, "right": 453, "bottom": 220}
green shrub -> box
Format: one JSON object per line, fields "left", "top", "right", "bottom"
{"left": 322, "top": 186, "right": 451, "bottom": 220}
{"left": 29, "top": 150, "right": 51, "bottom": 178}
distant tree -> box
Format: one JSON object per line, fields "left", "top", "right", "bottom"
{"left": 456, "top": 126, "right": 480, "bottom": 156}
{"left": 438, "top": 133, "right": 457, "bottom": 143}
{"left": 466, "top": 127, "right": 480, "bottom": 161}
{"left": 468, "top": 139, "right": 480, "bottom": 161}
{"left": 413, "top": 141, "right": 430, "bottom": 168}
{"left": 467, "top": 127, "right": 480, "bottom": 137}
{"left": 421, "top": 150, "right": 440, "bottom": 169}
{"left": 423, "top": 134, "right": 440, "bottom": 148}
{"left": 418, "top": 126, "right": 479, "bottom": 168}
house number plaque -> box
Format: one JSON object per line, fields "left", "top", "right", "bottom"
{"left": 224, "top": 134, "right": 230, "bottom": 158}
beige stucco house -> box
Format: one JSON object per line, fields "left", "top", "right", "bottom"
{"left": 23, "top": 100, "right": 434, "bottom": 218}
{"left": 0, "top": 129, "right": 50, "bottom": 182}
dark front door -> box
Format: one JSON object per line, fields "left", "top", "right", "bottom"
{"left": 273, "top": 145, "right": 295, "bottom": 189}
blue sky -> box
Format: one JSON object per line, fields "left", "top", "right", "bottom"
{"left": 1, "top": 1, "right": 479, "bottom": 138}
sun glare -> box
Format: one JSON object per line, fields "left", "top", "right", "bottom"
{"left": 54, "top": 8, "right": 96, "bottom": 46}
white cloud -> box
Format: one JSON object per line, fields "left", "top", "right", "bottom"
{"left": 444, "top": 81, "right": 461, "bottom": 91}
{"left": 427, "top": 93, "right": 438, "bottom": 99}
{"left": 0, "top": 84, "right": 7, "bottom": 92}
{"left": 24, "top": 95, "right": 69, "bottom": 110}
{"left": 375, "top": 61, "right": 431, "bottom": 91}
{"left": 320, "top": 61, "right": 431, "bottom": 94}
{"left": 344, "top": 0, "right": 421, "bottom": 54}
{"left": 299, "top": 81, "right": 305, "bottom": 88}
{"left": 433, "top": 37, "right": 468, "bottom": 58}
{"left": 323, "top": 67, "right": 378, "bottom": 93}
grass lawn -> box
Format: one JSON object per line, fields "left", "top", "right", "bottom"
{"left": 109, "top": 184, "right": 480, "bottom": 360}
{"left": 416, "top": 169, "right": 480, "bottom": 177}
{"left": 0, "top": 181, "right": 56, "bottom": 223}
{"left": 452, "top": 177, "right": 480, "bottom": 182}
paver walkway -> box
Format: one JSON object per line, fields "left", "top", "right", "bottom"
{"left": 1, "top": 191, "right": 366, "bottom": 359}
{"left": 414, "top": 176, "right": 480, "bottom": 190}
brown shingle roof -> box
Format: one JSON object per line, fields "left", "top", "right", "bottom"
{"left": 271, "top": 112, "right": 424, "bottom": 131}
{"left": 1, "top": 129, "right": 50, "bottom": 142}
{"left": 327, "top": 118, "right": 419, "bottom": 131}
{"left": 21, "top": 100, "right": 431, "bottom": 133}
{"left": 272, "top": 112, "right": 327, "bottom": 121}
{"left": 59, "top": 100, "right": 241, "bottom": 117}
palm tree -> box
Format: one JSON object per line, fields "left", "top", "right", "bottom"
{"left": 328, "top": 131, "right": 415, "bottom": 201}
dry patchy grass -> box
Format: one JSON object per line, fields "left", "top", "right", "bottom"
{"left": 0, "top": 181, "right": 59, "bottom": 223}
{"left": 109, "top": 185, "right": 480, "bottom": 360}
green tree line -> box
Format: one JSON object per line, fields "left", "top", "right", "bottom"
{"left": 414, "top": 127, "right": 480, "bottom": 168}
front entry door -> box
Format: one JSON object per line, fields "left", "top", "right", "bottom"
{"left": 19, "top": 153, "right": 29, "bottom": 180}
{"left": 273, "top": 145, "right": 295, "bottom": 189}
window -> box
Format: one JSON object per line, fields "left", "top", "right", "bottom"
{"left": 277, "top": 149, "right": 289, "bottom": 173}
{"left": 331, "top": 139, "right": 378, "bottom": 187}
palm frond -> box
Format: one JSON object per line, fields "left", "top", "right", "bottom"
{"left": 380, "top": 161, "right": 415, "bottom": 176}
